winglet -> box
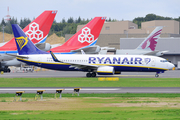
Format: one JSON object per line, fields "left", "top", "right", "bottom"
{"left": 50, "top": 51, "right": 62, "bottom": 62}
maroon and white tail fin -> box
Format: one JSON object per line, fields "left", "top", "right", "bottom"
{"left": 136, "top": 26, "right": 163, "bottom": 51}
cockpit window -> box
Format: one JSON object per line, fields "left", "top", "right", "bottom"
{"left": 160, "top": 60, "right": 168, "bottom": 62}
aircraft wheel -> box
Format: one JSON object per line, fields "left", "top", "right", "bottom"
{"left": 91, "top": 72, "right": 96, "bottom": 77}
{"left": 7, "top": 69, "right": 11, "bottom": 73}
{"left": 86, "top": 73, "right": 92, "bottom": 77}
{"left": 155, "top": 74, "right": 159, "bottom": 78}
{"left": 3, "top": 69, "right": 7, "bottom": 73}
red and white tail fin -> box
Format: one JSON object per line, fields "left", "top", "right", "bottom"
{"left": 136, "top": 26, "right": 163, "bottom": 51}
{"left": 50, "top": 17, "right": 106, "bottom": 53}
{"left": 0, "top": 10, "right": 57, "bottom": 51}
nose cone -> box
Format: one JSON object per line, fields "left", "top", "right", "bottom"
{"left": 168, "top": 63, "right": 175, "bottom": 69}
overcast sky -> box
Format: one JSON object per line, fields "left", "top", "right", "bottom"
{"left": 1, "top": 0, "right": 180, "bottom": 22}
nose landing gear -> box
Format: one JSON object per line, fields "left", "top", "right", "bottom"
{"left": 155, "top": 71, "right": 164, "bottom": 78}
{"left": 155, "top": 74, "right": 159, "bottom": 78}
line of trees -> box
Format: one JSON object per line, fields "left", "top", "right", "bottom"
{"left": 133, "top": 14, "right": 180, "bottom": 28}
{"left": 0, "top": 14, "right": 180, "bottom": 36}
{"left": 0, "top": 17, "right": 31, "bottom": 34}
{"left": 0, "top": 16, "right": 118, "bottom": 37}
{"left": 50, "top": 17, "right": 90, "bottom": 37}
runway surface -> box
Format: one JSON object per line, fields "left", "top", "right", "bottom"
{"left": 0, "top": 70, "right": 179, "bottom": 94}
{"left": 0, "top": 70, "right": 179, "bottom": 78}
{"left": 0, "top": 87, "right": 180, "bottom": 93}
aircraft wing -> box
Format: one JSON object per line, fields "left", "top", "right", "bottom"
{"left": 68, "top": 63, "right": 98, "bottom": 70}
{"left": 50, "top": 51, "right": 98, "bottom": 70}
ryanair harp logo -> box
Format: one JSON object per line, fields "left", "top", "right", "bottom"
{"left": 15, "top": 37, "right": 28, "bottom": 50}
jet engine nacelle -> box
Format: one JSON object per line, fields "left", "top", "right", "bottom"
{"left": 97, "top": 66, "right": 114, "bottom": 75}
{"left": 35, "top": 43, "right": 51, "bottom": 51}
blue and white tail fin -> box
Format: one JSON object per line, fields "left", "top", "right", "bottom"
{"left": 12, "top": 24, "right": 48, "bottom": 55}
{"left": 136, "top": 26, "right": 163, "bottom": 51}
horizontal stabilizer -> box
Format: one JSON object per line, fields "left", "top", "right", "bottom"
{"left": 144, "top": 50, "right": 168, "bottom": 56}
{"left": 5, "top": 53, "right": 28, "bottom": 59}
{"left": 71, "top": 45, "right": 101, "bottom": 54}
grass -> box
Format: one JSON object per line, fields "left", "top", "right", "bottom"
{"left": 0, "top": 99, "right": 6, "bottom": 102}
{"left": 0, "top": 77, "right": 180, "bottom": 87}
{"left": 0, "top": 77, "right": 180, "bottom": 119}
{"left": 0, "top": 96, "right": 180, "bottom": 119}
{"left": 0, "top": 109, "right": 179, "bottom": 120}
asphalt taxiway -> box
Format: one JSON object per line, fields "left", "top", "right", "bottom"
{"left": 0, "top": 70, "right": 179, "bottom": 78}
{"left": 0, "top": 87, "right": 179, "bottom": 93}
{"left": 0, "top": 70, "right": 179, "bottom": 94}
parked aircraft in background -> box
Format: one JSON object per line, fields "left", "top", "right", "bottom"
{"left": 3, "top": 16, "right": 105, "bottom": 73}
{"left": 12, "top": 24, "right": 174, "bottom": 77}
{"left": 0, "top": 10, "right": 57, "bottom": 72}
{"left": 50, "top": 17, "right": 106, "bottom": 54}
{"left": 109, "top": 26, "right": 168, "bottom": 56}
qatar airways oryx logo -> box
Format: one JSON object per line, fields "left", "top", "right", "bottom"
{"left": 25, "top": 22, "right": 43, "bottom": 40}
{"left": 141, "top": 29, "right": 162, "bottom": 51}
{"left": 78, "top": 27, "right": 94, "bottom": 43}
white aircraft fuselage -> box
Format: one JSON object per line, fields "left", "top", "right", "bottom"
{"left": 16, "top": 54, "right": 174, "bottom": 74}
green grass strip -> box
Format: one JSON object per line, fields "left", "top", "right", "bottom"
{"left": 0, "top": 77, "right": 180, "bottom": 87}
{"left": 0, "top": 108, "right": 180, "bottom": 120}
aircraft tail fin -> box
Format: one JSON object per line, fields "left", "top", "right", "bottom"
{"left": 50, "top": 17, "right": 106, "bottom": 53}
{"left": 136, "top": 26, "right": 163, "bottom": 51}
{"left": 0, "top": 10, "right": 57, "bottom": 51}
{"left": 12, "top": 24, "right": 48, "bottom": 55}
{"left": 24, "top": 10, "right": 57, "bottom": 44}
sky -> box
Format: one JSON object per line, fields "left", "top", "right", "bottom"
{"left": 0, "top": 0, "right": 180, "bottom": 22}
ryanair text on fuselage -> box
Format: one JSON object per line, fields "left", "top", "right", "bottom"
{"left": 88, "top": 57, "right": 151, "bottom": 65}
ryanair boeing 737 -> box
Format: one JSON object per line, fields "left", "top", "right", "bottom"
{"left": 11, "top": 24, "right": 174, "bottom": 77}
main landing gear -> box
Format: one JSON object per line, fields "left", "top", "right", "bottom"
{"left": 0, "top": 68, "right": 11, "bottom": 73}
{"left": 86, "top": 72, "right": 96, "bottom": 77}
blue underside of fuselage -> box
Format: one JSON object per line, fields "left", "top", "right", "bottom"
{"left": 18, "top": 59, "right": 166, "bottom": 73}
